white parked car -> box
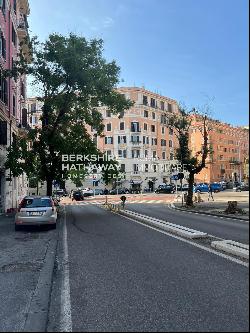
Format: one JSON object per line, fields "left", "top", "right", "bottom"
{"left": 15, "top": 196, "right": 57, "bottom": 231}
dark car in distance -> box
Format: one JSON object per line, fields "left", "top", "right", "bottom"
{"left": 72, "top": 190, "right": 84, "bottom": 201}
{"left": 155, "top": 184, "right": 175, "bottom": 194}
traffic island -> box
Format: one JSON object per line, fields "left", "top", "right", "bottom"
{"left": 171, "top": 202, "right": 249, "bottom": 221}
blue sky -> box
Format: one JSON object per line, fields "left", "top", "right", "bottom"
{"left": 28, "top": 0, "right": 249, "bottom": 125}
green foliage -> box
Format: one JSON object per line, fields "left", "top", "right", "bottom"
{"left": 5, "top": 33, "right": 133, "bottom": 194}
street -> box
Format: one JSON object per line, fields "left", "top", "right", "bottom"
{"left": 126, "top": 203, "right": 249, "bottom": 244}
{"left": 47, "top": 204, "right": 249, "bottom": 332}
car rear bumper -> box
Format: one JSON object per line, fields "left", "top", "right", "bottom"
{"left": 15, "top": 216, "right": 57, "bottom": 226}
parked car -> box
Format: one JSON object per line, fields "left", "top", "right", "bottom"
{"left": 53, "top": 189, "right": 67, "bottom": 197}
{"left": 176, "top": 184, "right": 189, "bottom": 192}
{"left": 72, "top": 190, "right": 85, "bottom": 201}
{"left": 194, "top": 183, "right": 209, "bottom": 193}
{"left": 155, "top": 184, "right": 175, "bottom": 194}
{"left": 210, "top": 183, "right": 223, "bottom": 193}
{"left": 82, "top": 188, "right": 94, "bottom": 197}
{"left": 233, "top": 182, "right": 249, "bottom": 192}
{"left": 195, "top": 183, "right": 222, "bottom": 193}
{"left": 93, "top": 189, "right": 104, "bottom": 195}
{"left": 109, "top": 188, "right": 129, "bottom": 195}
{"left": 15, "top": 196, "right": 57, "bottom": 231}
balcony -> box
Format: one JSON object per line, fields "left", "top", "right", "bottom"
{"left": 18, "top": 0, "right": 30, "bottom": 15}
{"left": 131, "top": 141, "right": 142, "bottom": 146}
{"left": 17, "top": 15, "right": 29, "bottom": 41}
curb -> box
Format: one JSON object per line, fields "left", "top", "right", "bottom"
{"left": 120, "top": 210, "right": 208, "bottom": 239}
{"left": 211, "top": 240, "right": 249, "bottom": 260}
{"left": 170, "top": 203, "right": 249, "bottom": 222}
{"left": 24, "top": 236, "right": 58, "bottom": 332}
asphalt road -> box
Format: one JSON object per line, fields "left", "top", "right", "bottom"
{"left": 48, "top": 204, "right": 249, "bottom": 332}
{"left": 126, "top": 204, "right": 249, "bottom": 244}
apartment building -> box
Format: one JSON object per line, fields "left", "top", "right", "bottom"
{"left": 190, "top": 115, "right": 249, "bottom": 184}
{"left": 90, "top": 87, "right": 180, "bottom": 191}
{"left": 0, "top": 0, "right": 30, "bottom": 212}
{"left": 26, "top": 97, "right": 43, "bottom": 128}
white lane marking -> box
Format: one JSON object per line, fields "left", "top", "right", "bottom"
{"left": 60, "top": 208, "right": 72, "bottom": 332}
{"left": 113, "top": 212, "right": 248, "bottom": 268}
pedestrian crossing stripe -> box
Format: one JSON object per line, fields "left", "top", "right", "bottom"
{"left": 61, "top": 199, "right": 169, "bottom": 206}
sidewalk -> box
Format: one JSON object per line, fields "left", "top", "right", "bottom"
{"left": 0, "top": 214, "right": 58, "bottom": 331}
{"left": 173, "top": 201, "right": 249, "bottom": 221}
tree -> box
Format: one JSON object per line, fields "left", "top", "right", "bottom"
{"left": 5, "top": 34, "right": 133, "bottom": 195}
{"left": 169, "top": 107, "right": 211, "bottom": 207}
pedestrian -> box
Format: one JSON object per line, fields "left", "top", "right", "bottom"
{"left": 208, "top": 184, "right": 214, "bottom": 201}
{"left": 120, "top": 195, "right": 127, "bottom": 209}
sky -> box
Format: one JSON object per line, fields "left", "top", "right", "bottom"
{"left": 28, "top": 0, "right": 249, "bottom": 126}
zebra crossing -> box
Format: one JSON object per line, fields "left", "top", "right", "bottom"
{"left": 61, "top": 199, "right": 167, "bottom": 206}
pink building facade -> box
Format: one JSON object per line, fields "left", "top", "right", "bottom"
{"left": 0, "top": 0, "right": 30, "bottom": 212}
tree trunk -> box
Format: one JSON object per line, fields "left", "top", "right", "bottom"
{"left": 46, "top": 177, "right": 53, "bottom": 196}
{"left": 186, "top": 172, "right": 195, "bottom": 207}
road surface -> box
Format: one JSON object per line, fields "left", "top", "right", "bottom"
{"left": 48, "top": 204, "right": 249, "bottom": 332}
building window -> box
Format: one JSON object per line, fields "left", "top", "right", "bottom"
{"left": 145, "top": 164, "right": 149, "bottom": 172}
{"left": 162, "top": 127, "right": 165, "bottom": 134}
{"left": 143, "top": 95, "right": 148, "bottom": 106}
{"left": 150, "top": 98, "right": 156, "bottom": 108}
{"left": 170, "top": 153, "right": 174, "bottom": 160}
{"left": 152, "top": 138, "right": 157, "bottom": 145}
{"left": 120, "top": 122, "right": 125, "bottom": 131}
{"left": 160, "top": 101, "right": 165, "bottom": 111}
{"left": 168, "top": 103, "right": 172, "bottom": 112}
{"left": 169, "top": 140, "right": 173, "bottom": 148}
{"left": 0, "top": 32, "right": 6, "bottom": 59}
{"left": 169, "top": 128, "right": 174, "bottom": 135}
{"left": 106, "top": 110, "right": 111, "bottom": 117}
{"left": 0, "top": 78, "right": 8, "bottom": 105}
{"left": 161, "top": 139, "right": 166, "bottom": 146}
{"left": 12, "top": 23, "right": 17, "bottom": 46}
{"left": 144, "top": 110, "right": 148, "bottom": 118}
{"left": 153, "top": 151, "right": 157, "bottom": 158}
{"left": 13, "top": 0, "right": 17, "bottom": 13}
{"left": 131, "top": 122, "right": 140, "bottom": 132}
{"left": 105, "top": 136, "right": 113, "bottom": 144}
{"left": 118, "top": 150, "right": 127, "bottom": 158}
{"left": 152, "top": 112, "right": 156, "bottom": 120}
{"left": 118, "top": 135, "right": 127, "bottom": 144}
{"left": 131, "top": 135, "right": 140, "bottom": 143}
{"left": 133, "top": 164, "right": 139, "bottom": 173}
{"left": 151, "top": 125, "right": 155, "bottom": 132}
{"left": 162, "top": 152, "right": 166, "bottom": 159}
{"left": 145, "top": 150, "right": 148, "bottom": 157}
{"left": 1, "top": 0, "right": 6, "bottom": 16}
{"left": 120, "top": 164, "right": 126, "bottom": 172}
{"left": 144, "top": 123, "right": 148, "bottom": 131}
{"left": 132, "top": 150, "right": 140, "bottom": 158}
{"left": 0, "top": 120, "right": 7, "bottom": 145}
{"left": 153, "top": 165, "right": 157, "bottom": 173}
{"left": 106, "top": 123, "right": 112, "bottom": 131}
{"left": 13, "top": 95, "right": 16, "bottom": 116}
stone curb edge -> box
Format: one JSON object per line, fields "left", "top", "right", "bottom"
{"left": 24, "top": 233, "right": 58, "bottom": 332}
{"left": 170, "top": 203, "right": 249, "bottom": 222}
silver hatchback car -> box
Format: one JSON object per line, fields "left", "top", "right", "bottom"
{"left": 15, "top": 196, "right": 58, "bottom": 231}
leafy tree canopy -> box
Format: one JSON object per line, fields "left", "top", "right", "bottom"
{"left": 5, "top": 33, "right": 133, "bottom": 194}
